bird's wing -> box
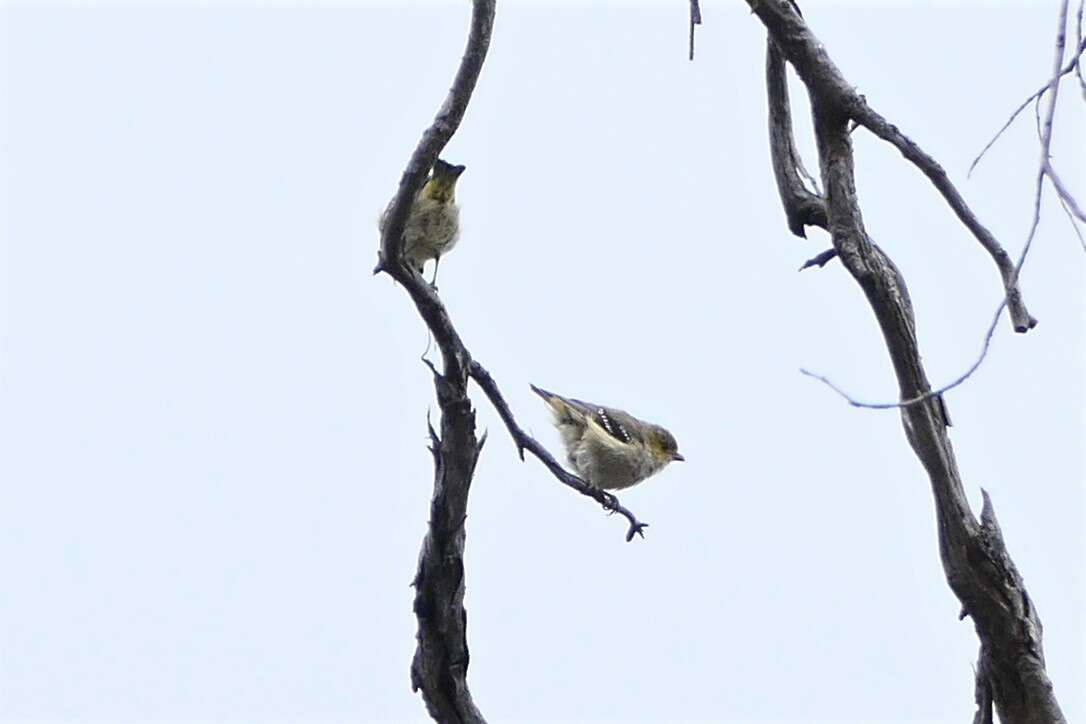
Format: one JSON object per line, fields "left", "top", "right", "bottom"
{"left": 582, "top": 405, "right": 635, "bottom": 445}
{"left": 530, "top": 385, "right": 636, "bottom": 446}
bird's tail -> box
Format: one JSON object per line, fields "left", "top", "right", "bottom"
{"left": 530, "top": 384, "right": 581, "bottom": 424}
{"left": 530, "top": 383, "right": 556, "bottom": 402}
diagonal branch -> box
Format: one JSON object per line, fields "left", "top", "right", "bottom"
{"left": 469, "top": 362, "right": 649, "bottom": 542}
{"left": 848, "top": 102, "right": 1038, "bottom": 333}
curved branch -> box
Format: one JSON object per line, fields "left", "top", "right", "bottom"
{"left": 848, "top": 102, "right": 1038, "bottom": 333}
{"left": 376, "top": 2, "right": 495, "bottom": 282}
{"left": 766, "top": 37, "right": 827, "bottom": 238}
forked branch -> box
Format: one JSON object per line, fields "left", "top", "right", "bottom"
{"left": 749, "top": 1, "right": 1066, "bottom": 721}
{"left": 750, "top": 0, "right": 1036, "bottom": 333}
{"left": 379, "top": 4, "right": 649, "bottom": 717}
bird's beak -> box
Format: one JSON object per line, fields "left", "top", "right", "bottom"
{"left": 672, "top": 452, "right": 685, "bottom": 462}
{"left": 450, "top": 164, "right": 466, "bottom": 178}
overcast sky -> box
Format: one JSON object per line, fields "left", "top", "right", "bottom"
{"left": 0, "top": 2, "right": 1082, "bottom": 723}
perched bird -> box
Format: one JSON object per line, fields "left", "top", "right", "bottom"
{"left": 531, "top": 384, "right": 684, "bottom": 490}
{"left": 379, "top": 159, "right": 465, "bottom": 284}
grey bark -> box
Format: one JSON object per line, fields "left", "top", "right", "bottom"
{"left": 375, "top": 2, "right": 495, "bottom": 720}
{"left": 376, "top": 1, "right": 651, "bottom": 719}
{"left": 751, "top": 2, "right": 1065, "bottom": 722}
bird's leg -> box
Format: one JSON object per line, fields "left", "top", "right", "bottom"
{"left": 429, "top": 255, "right": 441, "bottom": 291}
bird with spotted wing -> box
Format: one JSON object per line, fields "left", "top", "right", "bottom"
{"left": 530, "top": 384, "right": 683, "bottom": 491}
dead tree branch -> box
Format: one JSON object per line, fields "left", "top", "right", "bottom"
{"left": 766, "top": 38, "right": 827, "bottom": 238}
{"left": 377, "top": 3, "right": 493, "bottom": 721}
{"left": 689, "top": 0, "right": 702, "bottom": 61}
{"left": 752, "top": 1, "right": 1037, "bottom": 334}
{"left": 749, "top": 1, "right": 1066, "bottom": 721}
{"left": 969, "top": 36, "right": 1086, "bottom": 177}
{"left": 378, "top": 2, "right": 651, "bottom": 717}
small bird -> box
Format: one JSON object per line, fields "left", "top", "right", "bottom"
{"left": 531, "top": 384, "right": 684, "bottom": 490}
{"left": 379, "top": 159, "right": 465, "bottom": 285}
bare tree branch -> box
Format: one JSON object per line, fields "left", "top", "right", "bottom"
{"left": 689, "top": 0, "right": 702, "bottom": 61}
{"left": 766, "top": 38, "right": 828, "bottom": 238}
{"left": 969, "top": 37, "right": 1086, "bottom": 177}
{"left": 1046, "top": 164, "right": 1086, "bottom": 223}
{"left": 754, "top": 0, "right": 1038, "bottom": 334}
{"left": 1076, "top": 0, "right": 1086, "bottom": 97}
{"left": 1057, "top": 194, "right": 1086, "bottom": 251}
{"left": 972, "top": 651, "right": 995, "bottom": 724}
{"left": 798, "top": 248, "right": 836, "bottom": 271}
{"left": 376, "top": 3, "right": 494, "bottom": 721}
{"left": 750, "top": 1, "right": 1066, "bottom": 721}
{"left": 379, "top": 4, "right": 654, "bottom": 713}
{"left": 376, "top": 2, "right": 495, "bottom": 282}
{"left": 849, "top": 104, "right": 1038, "bottom": 333}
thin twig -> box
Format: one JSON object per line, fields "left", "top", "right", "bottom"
{"left": 469, "top": 361, "right": 649, "bottom": 542}
{"left": 1057, "top": 193, "right": 1086, "bottom": 251}
{"left": 968, "top": 37, "right": 1086, "bottom": 178}
{"left": 1076, "top": 0, "right": 1086, "bottom": 97}
{"left": 689, "top": 0, "right": 702, "bottom": 61}
{"left": 798, "top": 248, "right": 837, "bottom": 271}
{"left": 802, "top": 0, "right": 1069, "bottom": 411}
{"left": 1045, "top": 162, "right": 1086, "bottom": 223}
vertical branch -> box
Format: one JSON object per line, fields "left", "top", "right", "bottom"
{"left": 410, "top": 377, "right": 487, "bottom": 724}
{"left": 377, "top": 2, "right": 496, "bottom": 721}
{"left": 765, "top": 37, "right": 827, "bottom": 237}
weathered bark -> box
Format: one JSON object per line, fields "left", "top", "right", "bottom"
{"left": 751, "top": 2, "right": 1065, "bottom": 722}
{"left": 376, "top": 2, "right": 495, "bottom": 720}
{"left": 377, "top": 1, "right": 651, "bottom": 718}
{"left": 409, "top": 374, "right": 486, "bottom": 724}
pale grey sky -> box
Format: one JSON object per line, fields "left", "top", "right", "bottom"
{"left": 0, "top": 2, "right": 1082, "bottom": 723}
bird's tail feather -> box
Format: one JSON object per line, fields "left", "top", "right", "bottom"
{"left": 530, "top": 384, "right": 583, "bottom": 425}
{"left": 529, "top": 383, "right": 555, "bottom": 401}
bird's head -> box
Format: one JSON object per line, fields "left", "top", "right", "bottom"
{"left": 421, "top": 159, "right": 466, "bottom": 202}
{"left": 647, "top": 425, "right": 684, "bottom": 465}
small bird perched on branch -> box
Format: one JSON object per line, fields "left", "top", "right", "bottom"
{"left": 531, "top": 385, "right": 684, "bottom": 490}
{"left": 379, "top": 159, "right": 465, "bottom": 285}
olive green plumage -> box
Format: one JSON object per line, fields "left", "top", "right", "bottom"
{"left": 380, "top": 159, "right": 465, "bottom": 282}
{"left": 531, "top": 385, "right": 683, "bottom": 491}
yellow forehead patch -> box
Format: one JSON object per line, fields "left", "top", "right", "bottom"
{"left": 420, "top": 176, "right": 456, "bottom": 203}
